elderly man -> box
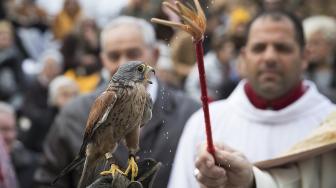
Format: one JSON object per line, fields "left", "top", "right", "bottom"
{"left": 168, "top": 11, "right": 336, "bottom": 188}
{"left": 0, "top": 102, "right": 28, "bottom": 188}
{"left": 303, "top": 15, "right": 336, "bottom": 102}
{"left": 34, "top": 16, "right": 199, "bottom": 188}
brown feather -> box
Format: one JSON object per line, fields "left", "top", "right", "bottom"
{"left": 53, "top": 62, "right": 155, "bottom": 187}
{"left": 84, "top": 90, "right": 117, "bottom": 142}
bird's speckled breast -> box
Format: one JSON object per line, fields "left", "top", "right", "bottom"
{"left": 89, "top": 83, "right": 149, "bottom": 157}
{"left": 101, "top": 84, "right": 147, "bottom": 143}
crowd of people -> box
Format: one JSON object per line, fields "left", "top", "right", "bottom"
{"left": 0, "top": 0, "right": 336, "bottom": 187}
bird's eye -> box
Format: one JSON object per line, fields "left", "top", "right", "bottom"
{"left": 137, "top": 65, "right": 145, "bottom": 73}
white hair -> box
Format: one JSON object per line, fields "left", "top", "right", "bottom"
{"left": 48, "top": 76, "right": 78, "bottom": 106}
{"left": 100, "top": 16, "right": 156, "bottom": 50}
{"left": 303, "top": 15, "right": 336, "bottom": 45}
{"left": 0, "top": 102, "right": 15, "bottom": 117}
{"left": 39, "top": 49, "right": 63, "bottom": 70}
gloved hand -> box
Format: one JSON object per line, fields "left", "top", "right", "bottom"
{"left": 87, "top": 158, "right": 161, "bottom": 188}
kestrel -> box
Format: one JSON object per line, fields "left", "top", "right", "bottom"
{"left": 53, "top": 61, "right": 155, "bottom": 188}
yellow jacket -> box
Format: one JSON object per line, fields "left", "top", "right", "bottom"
{"left": 64, "top": 70, "right": 100, "bottom": 94}
{"left": 52, "top": 10, "right": 81, "bottom": 40}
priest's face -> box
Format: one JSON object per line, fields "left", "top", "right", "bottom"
{"left": 241, "top": 15, "right": 307, "bottom": 100}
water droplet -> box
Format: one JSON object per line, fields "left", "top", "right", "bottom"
{"left": 169, "top": 149, "right": 172, "bottom": 153}
{"left": 149, "top": 150, "right": 152, "bottom": 153}
{"left": 166, "top": 132, "right": 169, "bottom": 135}
{"left": 161, "top": 106, "right": 164, "bottom": 109}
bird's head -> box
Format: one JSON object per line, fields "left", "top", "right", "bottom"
{"left": 112, "top": 61, "right": 155, "bottom": 84}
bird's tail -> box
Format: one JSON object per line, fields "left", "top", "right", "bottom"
{"left": 52, "top": 157, "right": 85, "bottom": 185}
{"left": 77, "top": 156, "right": 99, "bottom": 188}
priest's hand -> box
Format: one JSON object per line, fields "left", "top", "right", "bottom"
{"left": 195, "top": 143, "right": 254, "bottom": 188}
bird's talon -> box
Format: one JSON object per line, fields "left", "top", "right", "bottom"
{"left": 100, "top": 164, "right": 125, "bottom": 176}
{"left": 125, "top": 156, "right": 138, "bottom": 181}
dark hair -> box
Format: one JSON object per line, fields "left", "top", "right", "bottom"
{"left": 211, "top": 32, "right": 233, "bottom": 51}
{"left": 243, "top": 10, "right": 305, "bottom": 49}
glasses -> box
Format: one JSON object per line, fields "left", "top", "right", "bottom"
{"left": 105, "top": 48, "right": 144, "bottom": 62}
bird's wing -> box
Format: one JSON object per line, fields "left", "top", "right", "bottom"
{"left": 141, "top": 93, "right": 153, "bottom": 127}
{"left": 79, "top": 90, "right": 117, "bottom": 156}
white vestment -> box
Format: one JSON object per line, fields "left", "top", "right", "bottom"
{"left": 168, "top": 80, "right": 336, "bottom": 188}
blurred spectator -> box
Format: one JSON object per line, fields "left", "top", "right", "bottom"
{"left": 259, "top": 0, "right": 289, "bottom": 11}
{"left": 0, "top": 134, "right": 19, "bottom": 188}
{"left": 170, "top": 31, "right": 196, "bottom": 88}
{"left": 0, "top": 102, "right": 17, "bottom": 153}
{"left": 202, "top": 0, "right": 254, "bottom": 54}
{"left": 60, "top": 17, "right": 101, "bottom": 94}
{"left": 20, "top": 49, "right": 63, "bottom": 152}
{"left": 48, "top": 76, "right": 79, "bottom": 109}
{"left": 79, "top": 0, "right": 128, "bottom": 28}
{"left": 5, "top": 0, "right": 54, "bottom": 60}
{"left": 36, "top": 49, "right": 64, "bottom": 85}
{"left": 63, "top": 48, "right": 102, "bottom": 93}
{"left": 253, "top": 0, "right": 303, "bottom": 13}
{"left": 74, "top": 17, "right": 100, "bottom": 55}
{"left": 155, "top": 41, "right": 180, "bottom": 89}
{"left": 295, "top": 0, "right": 336, "bottom": 18}
{"left": 152, "top": 5, "right": 175, "bottom": 42}
{"left": 60, "top": 33, "right": 80, "bottom": 71}
{"left": 0, "top": 0, "right": 9, "bottom": 19}
{"left": 52, "top": 0, "right": 82, "bottom": 40}
{"left": 228, "top": 6, "right": 252, "bottom": 53}
{"left": 0, "top": 101, "right": 36, "bottom": 188}
{"left": 35, "top": 0, "right": 65, "bottom": 17}
{"left": 203, "top": 0, "right": 229, "bottom": 54}
{"left": 185, "top": 32, "right": 240, "bottom": 102}
{"left": 303, "top": 15, "right": 336, "bottom": 102}
{"left": 0, "top": 20, "right": 25, "bottom": 109}
{"left": 120, "top": 0, "right": 157, "bottom": 21}
{"left": 6, "top": 0, "right": 49, "bottom": 31}
{"left": 36, "top": 0, "right": 128, "bottom": 28}
{"left": 61, "top": 18, "right": 101, "bottom": 93}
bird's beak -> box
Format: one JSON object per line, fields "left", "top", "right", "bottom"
{"left": 145, "top": 65, "right": 155, "bottom": 84}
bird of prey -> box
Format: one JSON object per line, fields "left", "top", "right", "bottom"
{"left": 52, "top": 61, "right": 155, "bottom": 188}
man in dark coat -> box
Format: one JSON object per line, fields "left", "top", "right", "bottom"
{"left": 33, "top": 16, "right": 200, "bottom": 188}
